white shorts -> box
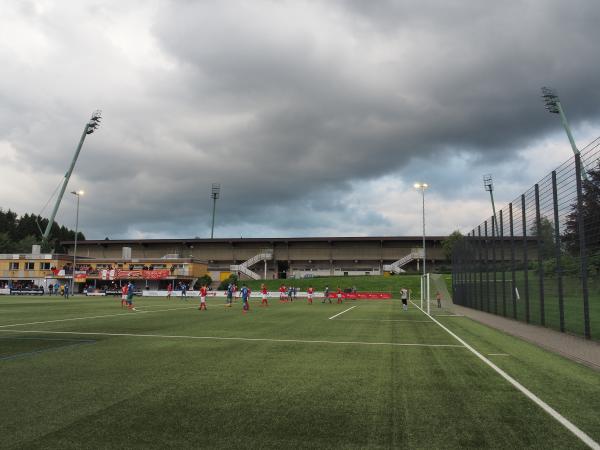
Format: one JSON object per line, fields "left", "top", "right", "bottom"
{"left": 201, "top": 296, "right": 206, "bottom": 303}
{"left": 121, "top": 294, "right": 127, "bottom": 300}
{"left": 308, "top": 294, "right": 313, "bottom": 300}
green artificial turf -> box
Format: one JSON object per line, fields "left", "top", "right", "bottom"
{"left": 0, "top": 293, "right": 598, "bottom": 449}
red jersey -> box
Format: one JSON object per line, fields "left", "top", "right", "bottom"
{"left": 261, "top": 287, "right": 267, "bottom": 295}
{"left": 200, "top": 287, "right": 207, "bottom": 297}
{"left": 308, "top": 288, "right": 314, "bottom": 294}
{"left": 121, "top": 286, "right": 127, "bottom": 295}
{"left": 279, "top": 286, "right": 285, "bottom": 293}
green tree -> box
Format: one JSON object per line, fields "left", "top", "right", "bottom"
{"left": 529, "top": 216, "right": 556, "bottom": 260}
{"left": 443, "top": 230, "right": 464, "bottom": 260}
{"left": 563, "top": 161, "right": 600, "bottom": 256}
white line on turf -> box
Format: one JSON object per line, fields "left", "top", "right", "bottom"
{"left": 328, "top": 305, "right": 357, "bottom": 320}
{"left": 336, "top": 319, "right": 435, "bottom": 323}
{"left": 0, "top": 329, "right": 464, "bottom": 348}
{"left": 409, "top": 300, "right": 599, "bottom": 450}
{"left": 0, "top": 306, "right": 199, "bottom": 329}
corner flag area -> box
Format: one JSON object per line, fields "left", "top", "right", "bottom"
{"left": 1, "top": 293, "right": 599, "bottom": 449}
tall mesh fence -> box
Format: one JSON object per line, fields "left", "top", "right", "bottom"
{"left": 452, "top": 137, "right": 600, "bottom": 339}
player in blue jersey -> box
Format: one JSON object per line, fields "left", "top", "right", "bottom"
{"left": 240, "top": 284, "right": 250, "bottom": 313}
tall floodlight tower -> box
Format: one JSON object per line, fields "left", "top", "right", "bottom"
{"left": 414, "top": 182, "right": 429, "bottom": 311}
{"left": 541, "top": 87, "right": 587, "bottom": 179}
{"left": 483, "top": 174, "right": 500, "bottom": 236}
{"left": 42, "top": 110, "right": 101, "bottom": 243}
{"left": 210, "top": 183, "right": 220, "bottom": 239}
{"left": 70, "top": 190, "right": 84, "bottom": 294}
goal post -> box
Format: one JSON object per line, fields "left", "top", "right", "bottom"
{"left": 421, "top": 273, "right": 430, "bottom": 315}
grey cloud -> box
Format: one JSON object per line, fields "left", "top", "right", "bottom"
{"left": 1, "top": 0, "right": 600, "bottom": 239}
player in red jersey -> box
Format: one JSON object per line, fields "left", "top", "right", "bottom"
{"left": 307, "top": 286, "right": 314, "bottom": 304}
{"left": 199, "top": 285, "right": 208, "bottom": 310}
{"left": 167, "top": 282, "right": 173, "bottom": 300}
{"left": 279, "top": 284, "right": 286, "bottom": 302}
{"left": 121, "top": 284, "right": 128, "bottom": 308}
{"left": 337, "top": 287, "right": 343, "bottom": 304}
{"left": 261, "top": 284, "right": 268, "bottom": 306}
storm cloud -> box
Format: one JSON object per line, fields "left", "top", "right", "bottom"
{"left": 1, "top": 0, "right": 599, "bottom": 239}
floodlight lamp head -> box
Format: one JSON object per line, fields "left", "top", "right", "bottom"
{"left": 483, "top": 174, "right": 493, "bottom": 192}
{"left": 541, "top": 87, "right": 560, "bottom": 114}
{"left": 211, "top": 183, "right": 221, "bottom": 199}
{"left": 414, "top": 182, "right": 428, "bottom": 190}
{"left": 86, "top": 110, "right": 102, "bottom": 134}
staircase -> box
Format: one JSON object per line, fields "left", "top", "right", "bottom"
{"left": 383, "top": 248, "right": 424, "bottom": 274}
{"left": 230, "top": 249, "right": 273, "bottom": 280}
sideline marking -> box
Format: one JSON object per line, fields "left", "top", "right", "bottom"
{"left": 336, "top": 319, "right": 434, "bottom": 323}
{"left": 0, "top": 329, "right": 463, "bottom": 349}
{"left": 409, "top": 300, "right": 599, "bottom": 450}
{"left": 0, "top": 306, "right": 198, "bottom": 329}
{"left": 328, "top": 306, "right": 357, "bottom": 320}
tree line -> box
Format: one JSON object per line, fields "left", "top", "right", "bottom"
{"left": 0, "top": 209, "right": 84, "bottom": 254}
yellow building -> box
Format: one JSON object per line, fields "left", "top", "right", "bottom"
{"left": 0, "top": 250, "right": 208, "bottom": 294}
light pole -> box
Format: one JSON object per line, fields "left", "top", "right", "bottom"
{"left": 483, "top": 174, "right": 500, "bottom": 237}
{"left": 414, "top": 182, "right": 429, "bottom": 312}
{"left": 541, "top": 87, "right": 587, "bottom": 180}
{"left": 70, "top": 190, "right": 84, "bottom": 294}
{"left": 210, "top": 183, "right": 220, "bottom": 239}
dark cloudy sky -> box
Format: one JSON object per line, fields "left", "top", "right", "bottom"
{"left": 1, "top": 0, "right": 600, "bottom": 239}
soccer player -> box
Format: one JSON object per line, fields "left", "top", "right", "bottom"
{"left": 400, "top": 287, "right": 408, "bottom": 311}
{"left": 307, "top": 286, "right": 314, "bottom": 304}
{"left": 240, "top": 284, "right": 250, "bottom": 313}
{"left": 279, "top": 284, "right": 286, "bottom": 302}
{"left": 288, "top": 285, "right": 294, "bottom": 302}
{"left": 181, "top": 282, "right": 187, "bottom": 300}
{"left": 226, "top": 283, "right": 234, "bottom": 307}
{"left": 436, "top": 291, "right": 442, "bottom": 309}
{"left": 261, "top": 284, "right": 268, "bottom": 306}
{"left": 336, "top": 287, "right": 343, "bottom": 304}
{"left": 199, "top": 284, "right": 208, "bottom": 311}
{"left": 167, "top": 282, "right": 173, "bottom": 300}
{"left": 121, "top": 283, "right": 128, "bottom": 308}
{"left": 127, "top": 281, "right": 137, "bottom": 311}
{"left": 322, "top": 286, "right": 331, "bottom": 304}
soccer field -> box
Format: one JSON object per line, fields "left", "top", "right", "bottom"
{"left": 1, "top": 295, "right": 599, "bottom": 449}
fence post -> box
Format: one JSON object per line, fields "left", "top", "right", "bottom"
{"left": 551, "top": 171, "right": 565, "bottom": 332}
{"left": 522, "top": 194, "right": 530, "bottom": 323}
{"left": 510, "top": 202, "right": 517, "bottom": 319}
{"left": 574, "top": 154, "right": 591, "bottom": 339}
{"left": 491, "top": 216, "right": 497, "bottom": 314}
{"left": 500, "top": 209, "right": 506, "bottom": 317}
{"left": 535, "top": 183, "right": 545, "bottom": 326}
{"left": 478, "top": 225, "right": 483, "bottom": 311}
{"left": 484, "top": 220, "right": 490, "bottom": 312}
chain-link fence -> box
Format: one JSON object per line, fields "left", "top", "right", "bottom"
{"left": 452, "top": 137, "right": 600, "bottom": 340}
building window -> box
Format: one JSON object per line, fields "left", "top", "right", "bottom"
{"left": 41, "top": 262, "right": 51, "bottom": 270}
{"left": 10, "top": 262, "right": 19, "bottom": 270}
{"left": 25, "top": 262, "right": 35, "bottom": 270}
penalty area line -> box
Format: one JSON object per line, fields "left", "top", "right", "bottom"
{"left": 328, "top": 306, "right": 357, "bottom": 320}
{"left": 0, "top": 329, "right": 464, "bottom": 349}
{"left": 409, "top": 300, "right": 599, "bottom": 450}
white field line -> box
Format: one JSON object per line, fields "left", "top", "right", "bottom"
{"left": 328, "top": 306, "right": 357, "bottom": 320}
{"left": 336, "top": 319, "right": 434, "bottom": 323}
{"left": 409, "top": 300, "right": 599, "bottom": 450}
{"left": 0, "top": 306, "right": 199, "bottom": 329}
{"left": 0, "top": 329, "right": 464, "bottom": 348}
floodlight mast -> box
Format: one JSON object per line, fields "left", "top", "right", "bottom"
{"left": 42, "top": 111, "right": 101, "bottom": 243}
{"left": 483, "top": 174, "right": 500, "bottom": 236}
{"left": 541, "top": 87, "right": 587, "bottom": 179}
{"left": 210, "top": 183, "right": 220, "bottom": 239}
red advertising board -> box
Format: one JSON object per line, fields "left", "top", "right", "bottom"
{"left": 115, "top": 269, "right": 170, "bottom": 279}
